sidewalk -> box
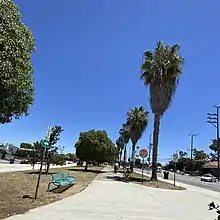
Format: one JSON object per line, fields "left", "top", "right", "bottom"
{"left": 4, "top": 166, "right": 219, "bottom": 220}
{"left": 0, "top": 163, "right": 76, "bottom": 173}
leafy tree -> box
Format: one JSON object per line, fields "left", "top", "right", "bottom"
{"left": 20, "top": 142, "right": 33, "bottom": 149}
{"left": 193, "top": 149, "right": 207, "bottom": 161}
{"left": 66, "top": 153, "right": 76, "bottom": 162}
{"left": 0, "top": 0, "right": 35, "bottom": 124}
{"left": 126, "top": 106, "right": 148, "bottom": 171}
{"left": 208, "top": 139, "right": 220, "bottom": 161}
{"left": 7, "top": 144, "right": 18, "bottom": 155}
{"left": 51, "top": 153, "right": 66, "bottom": 166}
{"left": 75, "top": 130, "right": 117, "bottom": 171}
{"left": 141, "top": 41, "right": 184, "bottom": 180}
{"left": 209, "top": 139, "right": 220, "bottom": 152}
{"left": 45, "top": 125, "right": 64, "bottom": 173}
{"left": 179, "top": 151, "right": 187, "bottom": 158}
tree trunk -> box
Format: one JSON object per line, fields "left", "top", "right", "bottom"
{"left": 46, "top": 163, "right": 50, "bottom": 174}
{"left": 151, "top": 114, "right": 161, "bottom": 181}
{"left": 123, "top": 144, "right": 127, "bottom": 168}
{"left": 85, "top": 161, "right": 88, "bottom": 171}
{"left": 130, "top": 143, "right": 135, "bottom": 172}
{"left": 119, "top": 150, "right": 123, "bottom": 168}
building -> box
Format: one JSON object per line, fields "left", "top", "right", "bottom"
{"left": 203, "top": 161, "right": 219, "bottom": 176}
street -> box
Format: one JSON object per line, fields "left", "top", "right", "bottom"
{"left": 135, "top": 168, "right": 220, "bottom": 192}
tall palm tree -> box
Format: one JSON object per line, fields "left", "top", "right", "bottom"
{"left": 119, "top": 123, "right": 130, "bottom": 167}
{"left": 116, "top": 136, "right": 124, "bottom": 166}
{"left": 141, "top": 41, "right": 184, "bottom": 180}
{"left": 126, "top": 106, "right": 148, "bottom": 171}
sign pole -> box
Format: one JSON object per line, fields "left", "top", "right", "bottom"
{"left": 34, "top": 127, "right": 51, "bottom": 199}
{"left": 34, "top": 146, "right": 46, "bottom": 199}
{"left": 142, "top": 158, "right": 144, "bottom": 184}
{"left": 174, "top": 161, "right": 176, "bottom": 186}
{"left": 173, "top": 152, "right": 178, "bottom": 187}
{"left": 139, "top": 149, "right": 148, "bottom": 184}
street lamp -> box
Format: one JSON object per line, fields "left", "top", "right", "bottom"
{"left": 188, "top": 133, "right": 198, "bottom": 172}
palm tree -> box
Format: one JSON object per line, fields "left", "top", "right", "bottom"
{"left": 141, "top": 41, "right": 184, "bottom": 180}
{"left": 126, "top": 106, "right": 148, "bottom": 171}
{"left": 116, "top": 136, "right": 124, "bottom": 166}
{"left": 119, "top": 123, "right": 130, "bottom": 168}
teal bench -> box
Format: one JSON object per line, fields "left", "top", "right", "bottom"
{"left": 47, "top": 172, "right": 76, "bottom": 192}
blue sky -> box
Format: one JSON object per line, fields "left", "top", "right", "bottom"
{"left": 1, "top": 0, "right": 220, "bottom": 162}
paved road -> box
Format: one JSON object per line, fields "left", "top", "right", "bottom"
{"left": 135, "top": 168, "right": 220, "bottom": 192}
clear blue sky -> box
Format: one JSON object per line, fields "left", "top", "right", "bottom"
{"left": 1, "top": 0, "right": 220, "bottom": 162}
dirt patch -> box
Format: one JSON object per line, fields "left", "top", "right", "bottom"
{"left": 0, "top": 166, "right": 103, "bottom": 219}
{"left": 131, "top": 172, "right": 186, "bottom": 190}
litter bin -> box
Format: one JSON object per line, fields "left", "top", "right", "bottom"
{"left": 9, "top": 159, "right": 15, "bottom": 164}
{"left": 163, "top": 171, "right": 169, "bottom": 179}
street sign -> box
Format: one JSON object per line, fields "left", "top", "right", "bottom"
{"left": 139, "top": 149, "right": 148, "bottom": 158}
{"left": 35, "top": 126, "right": 52, "bottom": 200}
{"left": 41, "top": 140, "right": 50, "bottom": 148}
{"left": 173, "top": 153, "right": 178, "bottom": 163}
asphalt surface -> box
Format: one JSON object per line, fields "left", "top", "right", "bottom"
{"left": 135, "top": 168, "right": 220, "bottom": 192}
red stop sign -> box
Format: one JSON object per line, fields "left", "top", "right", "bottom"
{"left": 139, "top": 149, "right": 148, "bottom": 158}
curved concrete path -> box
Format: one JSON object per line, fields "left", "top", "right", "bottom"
{"left": 5, "top": 167, "right": 219, "bottom": 220}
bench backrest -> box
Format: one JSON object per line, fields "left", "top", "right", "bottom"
{"left": 51, "top": 173, "right": 63, "bottom": 181}
{"left": 62, "top": 172, "right": 70, "bottom": 178}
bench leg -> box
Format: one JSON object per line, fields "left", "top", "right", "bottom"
{"left": 47, "top": 182, "right": 52, "bottom": 192}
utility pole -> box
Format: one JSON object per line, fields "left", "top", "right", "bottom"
{"left": 207, "top": 105, "right": 220, "bottom": 180}
{"left": 188, "top": 133, "right": 198, "bottom": 172}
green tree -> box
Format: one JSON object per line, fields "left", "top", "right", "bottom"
{"left": 20, "top": 142, "right": 33, "bottom": 149}
{"left": 126, "top": 106, "right": 148, "bottom": 171}
{"left": 66, "top": 153, "right": 76, "bottom": 162}
{"left": 193, "top": 149, "right": 207, "bottom": 161}
{"left": 51, "top": 153, "right": 66, "bottom": 166}
{"left": 75, "top": 130, "right": 117, "bottom": 171}
{"left": 45, "top": 125, "right": 64, "bottom": 173}
{"left": 0, "top": 0, "right": 35, "bottom": 124}
{"left": 141, "top": 41, "right": 184, "bottom": 180}
{"left": 209, "top": 139, "right": 219, "bottom": 152}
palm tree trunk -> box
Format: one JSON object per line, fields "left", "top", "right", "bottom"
{"left": 123, "top": 144, "right": 127, "bottom": 168}
{"left": 130, "top": 143, "right": 135, "bottom": 172}
{"left": 119, "top": 149, "right": 123, "bottom": 168}
{"left": 151, "top": 114, "right": 161, "bottom": 181}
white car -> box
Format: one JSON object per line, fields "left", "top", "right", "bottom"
{"left": 200, "top": 174, "right": 217, "bottom": 182}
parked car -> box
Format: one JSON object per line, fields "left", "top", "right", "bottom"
{"left": 200, "top": 174, "right": 217, "bottom": 182}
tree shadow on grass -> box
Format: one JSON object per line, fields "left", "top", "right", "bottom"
{"left": 104, "top": 175, "right": 124, "bottom": 182}
{"left": 25, "top": 171, "right": 57, "bottom": 175}
{"left": 130, "top": 176, "right": 150, "bottom": 183}
{"left": 67, "top": 168, "right": 104, "bottom": 174}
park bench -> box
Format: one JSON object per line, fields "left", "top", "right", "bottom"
{"left": 47, "top": 172, "right": 76, "bottom": 192}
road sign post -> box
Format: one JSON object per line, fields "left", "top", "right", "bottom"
{"left": 173, "top": 153, "right": 178, "bottom": 186}
{"left": 34, "top": 126, "right": 52, "bottom": 199}
{"left": 139, "top": 149, "right": 148, "bottom": 184}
